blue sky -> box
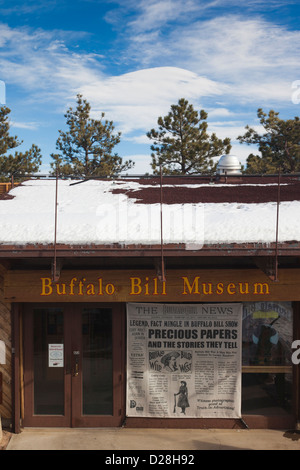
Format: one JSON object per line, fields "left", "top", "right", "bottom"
{"left": 0, "top": 0, "right": 300, "bottom": 174}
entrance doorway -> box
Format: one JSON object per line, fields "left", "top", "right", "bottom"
{"left": 23, "top": 303, "right": 125, "bottom": 427}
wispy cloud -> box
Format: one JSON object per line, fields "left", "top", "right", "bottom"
{"left": 11, "top": 121, "right": 39, "bottom": 130}
{"left": 1, "top": 4, "right": 299, "bottom": 108}
{"left": 0, "top": 23, "right": 103, "bottom": 101}
{"left": 126, "top": 0, "right": 200, "bottom": 33}
{"left": 128, "top": 14, "right": 297, "bottom": 70}
{"left": 120, "top": 12, "right": 300, "bottom": 106}
{"left": 0, "top": 0, "right": 60, "bottom": 16}
{"left": 106, "top": 0, "right": 298, "bottom": 31}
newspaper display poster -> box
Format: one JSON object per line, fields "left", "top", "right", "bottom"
{"left": 126, "top": 303, "right": 242, "bottom": 418}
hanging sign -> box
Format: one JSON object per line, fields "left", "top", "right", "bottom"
{"left": 126, "top": 303, "right": 242, "bottom": 418}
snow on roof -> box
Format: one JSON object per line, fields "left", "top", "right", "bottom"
{"left": 0, "top": 177, "right": 299, "bottom": 247}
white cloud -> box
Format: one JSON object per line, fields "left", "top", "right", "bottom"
{"left": 206, "top": 108, "right": 234, "bottom": 118}
{"left": 1, "top": 5, "right": 299, "bottom": 176}
{"left": 78, "top": 67, "right": 227, "bottom": 133}
{"left": 0, "top": 23, "right": 103, "bottom": 99}
{"left": 11, "top": 121, "right": 39, "bottom": 130}
{"left": 229, "top": 143, "right": 260, "bottom": 167}
{"left": 124, "top": 135, "right": 149, "bottom": 145}
{"left": 127, "top": 0, "right": 200, "bottom": 33}
{"left": 108, "top": 0, "right": 296, "bottom": 35}
{"left": 208, "top": 122, "right": 265, "bottom": 140}
{"left": 197, "top": 17, "right": 297, "bottom": 80}
{"left": 123, "top": 14, "right": 300, "bottom": 104}
{"left": 123, "top": 153, "right": 153, "bottom": 174}
{"left": 1, "top": 10, "right": 299, "bottom": 119}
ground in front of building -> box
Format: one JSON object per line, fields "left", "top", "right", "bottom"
{"left": 0, "top": 430, "right": 12, "bottom": 450}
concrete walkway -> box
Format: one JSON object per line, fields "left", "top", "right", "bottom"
{"left": 6, "top": 427, "right": 300, "bottom": 450}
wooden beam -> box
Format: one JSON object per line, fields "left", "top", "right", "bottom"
{"left": 0, "top": 242, "right": 299, "bottom": 258}
{"left": 4, "top": 268, "right": 300, "bottom": 302}
{"left": 253, "top": 257, "right": 277, "bottom": 280}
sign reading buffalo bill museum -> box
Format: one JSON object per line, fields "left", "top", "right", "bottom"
{"left": 4, "top": 269, "right": 300, "bottom": 302}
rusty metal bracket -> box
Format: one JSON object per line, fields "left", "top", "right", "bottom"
{"left": 159, "top": 167, "right": 166, "bottom": 282}
{"left": 52, "top": 171, "right": 60, "bottom": 283}
{"left": 273, "top": 170, "right": 281, "bottom": 282}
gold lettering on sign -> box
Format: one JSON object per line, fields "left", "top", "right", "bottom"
{"left": 181, "top": 277, "right": 270, "bottom": 296}
{"left": 253, "top": 282, "right": 270, "bottom": 295}
{"left": 40, "top": 277, "right": 116, "bottom": 296}
{"left": 129, "top": 277, "right": 166, "bottom": 296}
{"left": 39, "top": 274, "right": 270, "bottom": 298}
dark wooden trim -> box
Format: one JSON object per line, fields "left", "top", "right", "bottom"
{"left": 293, "top": 301, "right": 300, "bottom": 428}
{"left": 0, "top": 242, "right": 300, "bottom": 258}
{"left": 11, "top": 303, "right": 20, "bottom": 433}
{"left": 124, "top": 414, "right": 295, "bottom": 429}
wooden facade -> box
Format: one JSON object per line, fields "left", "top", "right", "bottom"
{"left": 0, "top": 261, "right": 299, "bottom": 431}
{"left": 0, "top": 264, "right": 12, "bottom": 424}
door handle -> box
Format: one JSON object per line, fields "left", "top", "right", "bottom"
{"left": 74, "top": 358, "right": 79, "bottom": 376}
{"left": 73, "top": 350, "right": 80, "bottom": 377}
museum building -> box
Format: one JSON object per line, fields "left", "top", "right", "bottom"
{"left": 0, "top": 172, "right": 300, "bottom": 432}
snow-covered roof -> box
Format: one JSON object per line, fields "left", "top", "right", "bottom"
{"left": 0, "top": 177, "right": 299, "bottom": 247}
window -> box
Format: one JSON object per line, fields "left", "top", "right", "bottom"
{"left": 241, "top": 302, "right": 293, "bottom": 415}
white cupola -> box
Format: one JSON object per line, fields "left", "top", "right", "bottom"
{"left": 216, "top": 154, "right": 242, "bottom": 175}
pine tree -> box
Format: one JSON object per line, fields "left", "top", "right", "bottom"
{"left": 238, "top": 108, "right": 300, "bottom": 174}
{"left": 241, "top": 153, "right": 278, "bottom": 174}
{"left": 147, "top": 98, "right": 231, "bottom": 175}
{"left": 0, "top": 106, "right": 41, "bottom": 181}
{"left": 51, "top": 94, "right": 134, "bottom": 177}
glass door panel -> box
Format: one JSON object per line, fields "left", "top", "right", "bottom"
{"left": 82, "top": 308, "right": 113, "bottom": 415}
{"left": 241, "top": 301, "right": 294, "bottom": 422}
{"left": 33, "top": 308, "right": 65, "bottom": 415}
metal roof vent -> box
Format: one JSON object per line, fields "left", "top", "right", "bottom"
{"left": 216, "top": 154, "right": 242, "bottom": 175}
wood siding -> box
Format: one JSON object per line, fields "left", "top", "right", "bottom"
{"left": 0, "top": 264, "right": 12, "bottom": 420}
{"left": 0, "top": 182, "right": 20, "bottom": 194}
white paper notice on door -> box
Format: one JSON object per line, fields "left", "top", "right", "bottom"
{"left": 48, "top": 344, "right": 64, "bottom": 367}
{"left": 0, "top": 340, "right": 6, "bottom": 364}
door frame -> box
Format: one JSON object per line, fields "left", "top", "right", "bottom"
{"left": 22, "top": 302, "right": 126, "bottom": 428}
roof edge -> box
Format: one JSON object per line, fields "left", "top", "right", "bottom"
{"left": 0, "top": 242, "right": 299, "bottom": 257}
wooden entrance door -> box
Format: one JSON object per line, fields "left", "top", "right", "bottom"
{"left": 23, "top": 303, "right": 125, "bottom": 427}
